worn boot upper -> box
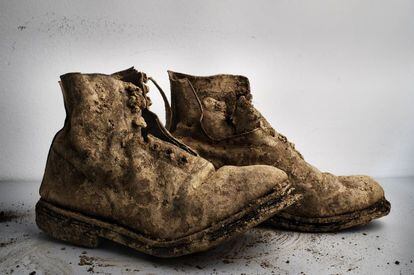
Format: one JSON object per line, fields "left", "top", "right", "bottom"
{"left": 168, "top": 71, "right": 386, "bottom": 218}
{"left": 39, "top": 68, "right": 291, "bottom": 240}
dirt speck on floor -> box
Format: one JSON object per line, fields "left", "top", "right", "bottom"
{"left": 222, "top": 259, "right": 233, "bottom": 264}
{"left": 0, "top": 237, "right": 17, "bottom": 247}
{"left": 79, "top": 255, "right": 95, "bottom": 266}
{"left": 0, "top": 211, "right": 20, "bottom": 223}
{"left": 260, "top": 260, "right": 271, "bottom": 269}
{"left": 78, "top": 254, "right": 116, "bottom": 273}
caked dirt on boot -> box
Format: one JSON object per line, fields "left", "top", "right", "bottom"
{"left": 165, "top": 71, "right": 390, "bottom": 232}
{"left": 36, "top": 67, "right": 299, "bottom": 257}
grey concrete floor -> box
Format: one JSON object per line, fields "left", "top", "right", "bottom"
{"left": 0, "top": 178, "right": 413, "bottom": 275}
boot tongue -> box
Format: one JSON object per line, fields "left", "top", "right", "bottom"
{"left": 113, "top": 68, "right": 198, "bottom": 155}
{"left": 169, "top": 71, "right": 262, "bottom": 141}
{"left": 112, "top": 67, "right": 152, "bottom": 108}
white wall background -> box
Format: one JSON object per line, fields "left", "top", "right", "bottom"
{"left": 0, "top": 0, "right": 413, "bottom": 181}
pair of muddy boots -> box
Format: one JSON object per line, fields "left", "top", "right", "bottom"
{"left": 36, "top": 68, "right": 390, "bottom": 257}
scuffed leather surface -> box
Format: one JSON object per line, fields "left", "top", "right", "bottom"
{"left": 168, "top": 71, "right": 260, "bottom": 140}
{"left": 168, "top": 71, "right": 387, "bottom": 218}
{"left": 39, "top": 71, "right": 290, "bottom": 240}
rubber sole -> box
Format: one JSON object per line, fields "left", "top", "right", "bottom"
{"left": 268, "top": 197, "right": 391, "bottom": 232}
{"left": 36, "top": 186, "right": 300, "bottom": 257}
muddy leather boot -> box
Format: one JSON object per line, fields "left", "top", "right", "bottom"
{"left": 166, "top": 71, "right": 391, "bottom": 232}
{"left": 35, "top": 68, "right": 299, "bottom": 257}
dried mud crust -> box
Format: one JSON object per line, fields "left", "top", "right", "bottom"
{"left": 36, "top": 187, "right": 300, "bottom": 258}
{"left": 268, "top": 197, "right": 391, "bottom": 232}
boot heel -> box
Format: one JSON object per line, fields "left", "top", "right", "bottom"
{"left": 36, "top": 200, "right": 100, "bottom": 248}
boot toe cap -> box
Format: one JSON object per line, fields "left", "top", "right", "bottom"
{"left": 201, "top": 165, "right": 290, "bottom": 221}
{"left": 338, "top": 175, "right": 385, "bottom": 210}
{"left": 220, "top": 165, "right": 290, "bottom": 199}
{"left": 287, "top": 174, "right": 387, "bottom": 218}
